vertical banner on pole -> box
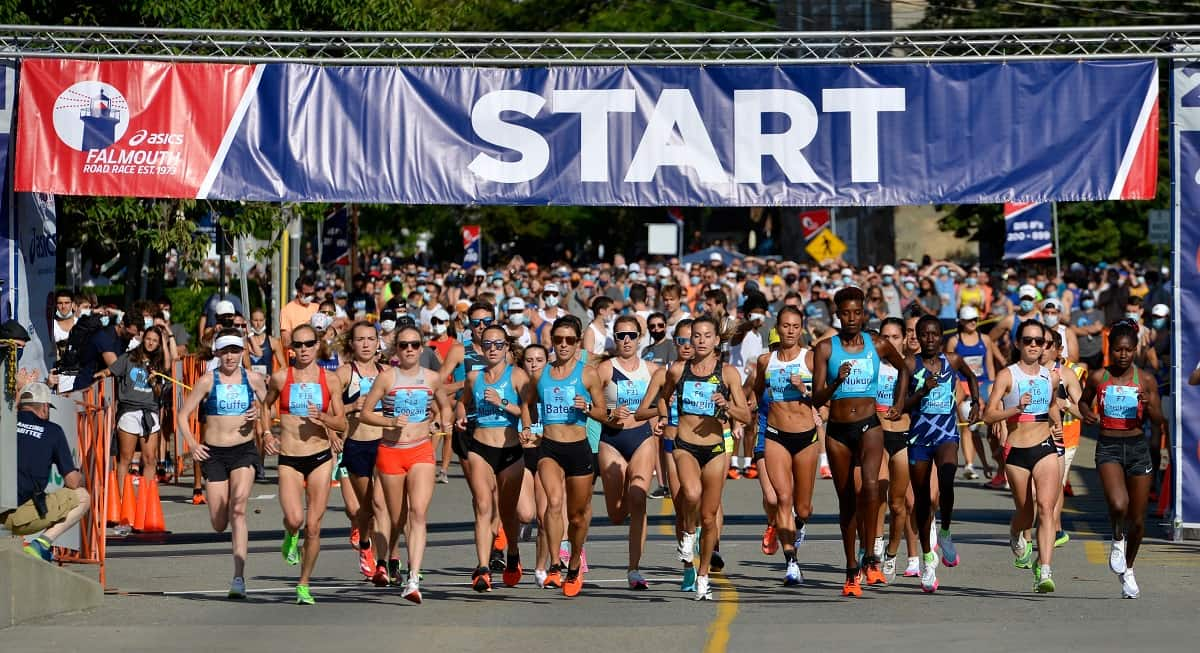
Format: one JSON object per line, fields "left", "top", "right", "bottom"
{"left": 15, "top": 193, "right": 56, "bottom": 378}
{"left": 462, "top": 225, "right": 481, "bottom": 270}
{"left": 1, "top": 61, "right": 16, "bottom": 324}
{"left": 320, "top": 205, "right": 350, "bottom": 268}
{"left": 1172, "top": 54, "right": 1200, "bottom": 529}
{"left": 1003, "top": 202, "right": 1056, "bottom": 260}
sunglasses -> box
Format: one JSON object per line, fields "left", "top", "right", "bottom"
{"left": 1020, "top": 336, "right": 1046, "bottom": 347}
{"left": 395, "top": 340, "right": 422, "bottom": 351}
{"left": 469, "top": 318, "right": 495, "bottom": 328}
{"left": 481, "top": 339, "right": 508, "bottom": 351}
{"left": 321, "top": 311, "right": 335, "bottom": 316}
{"left": 674, "top": 337, "right": 692, "bottom": 346}
{"left": 291, "top": 339, "right": 318, "bottom": 349}
{"left": 431, "top": 318, "right": 447, "bottom": 326}
{"left": 543, "top": 291, "right": 559, "bottom": 297}
{"left": 614, "top": 331, "right": 639, "bottom": 342}
{"left": 552, "top": 335, "right": 579, "bottom": 346}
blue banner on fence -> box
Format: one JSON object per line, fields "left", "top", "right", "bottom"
{"left": 1004, "top": 202, "right": 1055, "bottom": 260}
{"left": 1173, "top": 57, "right": 1200, "bottom": 527}
{"left": 17, "top": 60, "right": 1160, "bottom": 206}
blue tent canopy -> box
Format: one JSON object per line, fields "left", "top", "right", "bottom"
{"left": 681, "top": 247, "right": 745, "bottom": 266}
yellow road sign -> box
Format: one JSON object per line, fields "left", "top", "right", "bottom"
{"left": 805, "top": 228, "right": 846, "bottom": 262}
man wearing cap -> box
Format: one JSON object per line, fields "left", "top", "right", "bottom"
{"left": 533, "top": 282, "right": 569, "bottom": 345}
{"left": 2, "top": 382, "right": 91, "bottom": 562}
{"left": 200, "top": 286, "right": 244, "bottom": 335}
{"left": 279, "top": 276, "right": 319, "bottom": 349}
{"left": 879, "top": 265, "right": 903, "bottom": 317}
{"left": 1071, "top": 290, "right": 1106, "bottom": 371}
{"left": 990, "top": 283, "right": 1044, "bottom": 361}
{"left": 1041, "top": 298, "right": 1079, "bottom": 363}
{"left": 505, "top": 297, "right": 533, "bottom": 347}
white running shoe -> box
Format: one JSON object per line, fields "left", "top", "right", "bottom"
{"left": 695, "top": 574, "right": 712, "bottom": 600}
{"left": 1109, "top": 538, "right": 1128, "bottom": 575}
{"left": 794, "top": 523, "right": 807, "bottom": 550}
{"left": 228, "top": 576, "right": 246, "bottom": 599}
{"left": 1120, "top": 568, "right": 1140, "bottom": 599}
{"left": 921, "top": 558, "right": 939, "bottom": 593}
{"left": 882, "top": 554, "right": 897, "bottom": 584}
{"left": 678, "top": 531, "right": 696, "bottom": 563}
{"left": 627, "top": 570, "right": 648, "bottom": 590}
{"left": 535, "top": 568, "right": 548, "bottom": 589}
{"left": 873, "top": 536, "right": 885, "bottom": 559}
{"left": 784, "top": 560, "right": 803, "bottom": 586}
{"left": 904, "top": 556, "right": 921, "bottom": 577}
{"left": 401, "top": 577, "right": 422, "bottom": 604}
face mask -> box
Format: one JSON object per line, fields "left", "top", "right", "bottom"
{"left": 965, "top": 277, "right": 978, "bottom": 287}
{"left": 842, "top": 275, "right": 852, "bottom": 284}
{"left": 1019, "top": 300, "right": 1035, "bottom": 313}
{"left": 509, "top": 313, "right": 525, "bottom": 326}
{"left": 99, "top": 315, "right": 110, "bottom": 327}
{"left": 433, "top": 323, "right": 448, "bottom": 335}
{"left": 79, "top": 308, "right": 92, "bottom": 317}
{"left": 903, "top": 281, "right": 916, "bottom": 291}
{"left": 249, "top": 326, "right": 265, "bottom": 335}
{"left": 1152, "top": 318, "right": 1166, "bottom": 330}
{"left": 1046, "top": 290, "right": 1058, "bottom": 299}
{"left": 882, "top": 275, "right": 893, "bottom": 285}
{"left": 301, "top": 295, "right": 314, "bottom": 305}
{"left": 938, "top": 266, "right": 949, "bottom": 276}
{"left": 750, "top": 312, "right": 766, "bottom": 323}
{"left": 1043, "top": 314, "right": 1060, "bottom": 328}
{"left": 1082, "top": 299, "right": 1095, "bottom": 310}
{"left": 55, "top": 309, "right": 73, "bottom": 319}
{"left": 544, "top": 295, "right": 560, "bottom": 308}
{"left": 1006, "top": 284, "right": 1018, "bottom": 293}
{"left": 143, "top": 317, "right": 154, "bottom": 330}
{"left": 1125, "top": 312, "right": 1140, "bottom": 321}
{"left": 380, "top": 320, "right": 396, "bottom": 332}
{"left": 649, "top": 329, "right": 666, "bottom": 342}
{"left": 1136, "top": 276, "right": 1145, "bottom": 286}
{"left": 690, "top": 276, "right": 701, "bottom": 285}
{"left": 162, "top": 310, "right": 171, "bottom": 323}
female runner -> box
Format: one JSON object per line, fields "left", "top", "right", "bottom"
{"left": 518, "top": 344, "right": 556, "bottom": 588}
{"left": 984, "top": 320, "right": 1063, "bottom": 593}
{"left": 595, "top": 315, "right": 660, "bottom": 590}
{"left": 811, "top": 288, "right": 908, "bottom": 596}
{"left": 262, "top": 324, "right": 347, "bottom": 605}
{"left": 360, "top": 324, "right": 453, "bottom": 603}
{"left": 1079, "top": 321, "right": 1166, "bottom": 599}
{"left": 875, "top": 317, "right": 921, "bottom": 582}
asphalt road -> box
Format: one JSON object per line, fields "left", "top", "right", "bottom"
{"left": 6, "top": 433, "right": 1197, "bottom": 652}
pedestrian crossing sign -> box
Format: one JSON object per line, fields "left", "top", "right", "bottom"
{"left": 805, "top": 228, "right": 846, "bottom": 263}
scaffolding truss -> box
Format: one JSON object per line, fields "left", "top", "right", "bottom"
{"left": 0, "top": 24, "right": 1199, "bottom": 65}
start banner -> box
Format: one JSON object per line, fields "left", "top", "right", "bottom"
{"left": 16, "top": 59, "right": 1159, "bottom": 206}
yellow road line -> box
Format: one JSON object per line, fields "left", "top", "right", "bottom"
{"left": 657, "top": 497, "right": 674, "bottom": 536}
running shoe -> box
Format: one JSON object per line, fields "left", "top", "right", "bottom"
{"left": 350, "top": 527, "right": 361, "bottom": 550}
{"left": 558, "top": 540, "right": 570, "bottom": 567}
{"left": 985, "top": 474, "right": 1008, "bottom": 491}
{"left": 489, "top": 547, "right": 507, "bottom": 573}
{"left": 493, "top": 529, "right": 508, "bottom": 553}
{"left": 938, "top": 530, "right": 959, "bottom": 567}
{"left": 503, "top": 554, "right": 523, "bottom": 587}
{"left": 1054, "top": 530, "right": 1070, "bottom": 548}
{"left": 435, "top": 468, "right": 449, "bottom": 484}
{"left": 1062, "top": 480, "right": 1074, "bottom": 497}
{"left": 1120, "top": 569, "right": 1140, "bottom": 599}
{"left": 192, "top": 489, "right": 207, "bottom": 505}
{"left": 580, "top": 546, "right": 589, "bottom": 573}
{"left": 1034, "top": 565, "right": 1056, "bottom": 593}
{"left": 710, "top": 550, "right": 725, "bottom": 573}
{"left": 882, "top": 554, "right": 898, "bottom": 584}
{"left": 920, "top": 554, "right": 939, "bottom": 593}
{"left": 535, "top": 568, "right": 548, "bottom": 589}
{"left": 371, "top": 563, "right": 390, "bottom": 587}
{"left": 681, "top": 566, "right": 697, "bottom": 592}
{"left": 648, "top": 485, "right": 670, "bottom": 499}
{"left": 904, "top": 556, "right": 921, "bottom": 577}
{"left": 873, "top": 536, "right": 885, "bottom": 560}
{"left": 156, "top": 464, "right": 169, "bottom": 484}
{"left": 962, "top": 465, "right": 980, "bottom": 480}
{"left": 112, "top": 523, "right": 132, "bottom": 537}
{"left": 563, "top": 567, "right": 584, "bottom": 597}
{"left": 784, "top": 560, "right": 803, "bottom": 586}
{"left": 794, "top": 523, "right": 807, "bottom": 550}
{"left": 402, "top": 577, "right": 423, "bottom": 604}
{"left": 281, "top": 531, "right": 300, "bottom": 566}
{"left": 761, "top": 525, "right": 779, "bottom": 555}
{"left": 471, "top": 566, "right": 492, "bottom": 593}
{"left": 1012, "top": 536, "right": 1034, "bottom": 569}
{"left": 819, "top": 464, "right": 832, "bottom": 479}
{"left": 677, "top": 531, "right": 696, "bottom": 563}
{"left": 544, "top": 565, "right": 563, "bottom": 589}
{"left": 743, "top": 465, "right": 759, "bottom": 480}
{"left": 727, "top": 465, "right": 741, "bottom": 480}
{"left": 228, "top": 577, "right": 246, "bottom": 599}
{"left": 388, "top": 559, "right": 406, "bottom": 586}
{"left": 296, "top": 585, "right": 315, "bottom": 605}
{"left": 842, "top": 571, "right": 863, "bottom": 597}
{"left": 22, "top": 536, "right": 52, "bottom": 562}
{"left": 864, "top": 558, "right": 887, "bottom": 586}
{"left": 695, "top": 574, "right": 712, "bottom": 601}
{"left": 1109, "top": 538, "right": 1128, "bottom": 575}
{"left": 628, "top": 570, "right": 648, "bottom": 590}
{"left": 359, "top": 547, "right": 374, "bottom": 578}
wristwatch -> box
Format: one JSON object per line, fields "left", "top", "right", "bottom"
{"left": 501, "top": 398, "right": 510, "bottom": 407}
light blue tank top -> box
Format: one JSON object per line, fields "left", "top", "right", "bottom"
{"left": 538, "top": 360, "right": 589, "bottom": 427}
{"left": 473, "top": 365, "right": 520, "bottom": 430}
{"left": 828, "top": 333, "right": 880, "bottom": 400}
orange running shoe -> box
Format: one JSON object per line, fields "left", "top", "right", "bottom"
{"left": 761, "top": 525, "right": 779, "bottom": 555}
{"left": 359, "top": 546, "right": 374, "bottom": 578}
{"left": 191, "top": 490, "right": 206, "bottom": 505}
{"left": 544, "top": 565, "right": 563, "bottom": 589}
{"left": 350, "top": 527, "right": 361, "bottom": 550}
{"left": 842, "top": 573, "right": 863, "bottom": 597}
{"left": 371, "top": 562, "right": 390, "bottom": 587}
{"left": 727, "top": 466, "right": 741, "bottom": 480}
{"left": 563, "top": 567, "right": 584, "bottom": 597}
{"left": 502, "top": 557, "right": 523, "bottom": 587}
{"left": 864, "top": 560, "right": 887, "bottom": 586}
{"left": 744, "top": 465, "right": 759, "bottom": 480}
{"left": 493, "top": 528, "right": 508, "bottom": 552}
{"left": 471, "top": 566, "right": 492, "bottom": 593}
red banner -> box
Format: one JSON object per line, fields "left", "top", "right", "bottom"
{"left": 462, "top": 225, "right": 481, "bottom": 269}
{"left": 797, "top": 209, "right": 830, "bottom": 241}
{"left": 14, "top": 59, "right": 257, "bottom": 198}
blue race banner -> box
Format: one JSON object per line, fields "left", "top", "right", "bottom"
{"left": 462, "top": 225, "right": 481, "bottom": 270}
{"left": 320, "top": 206, "right": 350, "bottom": 267}
{"left": 17, "top": 59, "right": 1160, "bottom": 206}
{"left": 1172, "top": 56, "right": 1200, "bottom": 529}
{"left": 1003, "top": 202, "right": 1055, "bottom": 260}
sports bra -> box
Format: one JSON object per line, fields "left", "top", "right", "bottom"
{"left": 876, "top": 362, "right": 899, "bottom": 411}
{"left": 383, "top": 367, "right": 433, "bottom": 422}
{"left": 828, "top": 333, "right": 879, "bottom": 400}
{"left": 676, "top": 360, "right": 724, "bottom": 418}
{"left": 604, "top": 358, "right": 652, "bottom": 411}
{"left": 1097, "top": 368, "right": 1143, "bottom": 431}
{"left": 473, "top": 365, "right": 520, "bottom": 430}
{"left": 279, "top": 367, "right": 331, "bottom": 416}
{"left": 765, "top": 349, "right": 811, "bottom": 403}
{"left": 204, "top": 368, "right": 254, "bottom": 416}
{"left": 538, "top": 359, "right": 589, "bottom": 427}
{"left": 1002, "top": 363, "right": 1052, "bottom": 424}
{"left": 343, "top": 361, "right": 384, "bottom": 411}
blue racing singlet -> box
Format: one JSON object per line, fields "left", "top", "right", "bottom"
{"left": 828, "top": 333, "right": 879, "bottom": 400}
{"left": 676, "top": 361, "right": 723, "bottom": 418}
{"left": 910, "top": 355, "right": 959, "bottom": 446}
{"left": 473, "top": 365, "right": 520, "bottom": 430}
{"left": 204, "top": 368, "right": 253, "bottom": 416}
{"left": 539, "top": 360, "right": 589, "bottom": 427}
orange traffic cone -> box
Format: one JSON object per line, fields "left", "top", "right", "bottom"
{"left": 142, "top": 478, "right": 166, "bottom": 533}
{"left": 133, "top": 475, "right": 149, "bottom": 532}
{"left": 120, "top": 473, "right": 137, "bottom": 527}
{"left": 105, "top": 469, "right": 120, "bottom": 526}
